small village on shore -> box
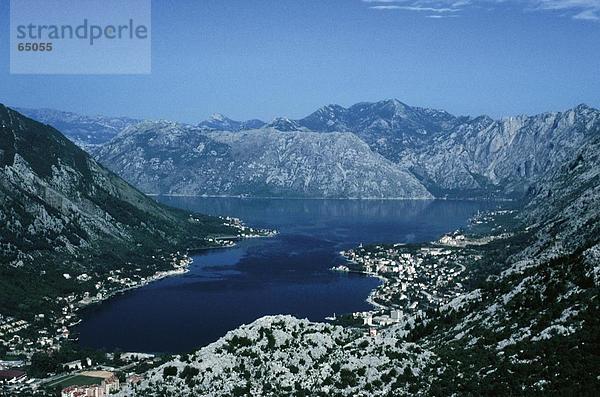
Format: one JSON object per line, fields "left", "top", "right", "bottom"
{"left": 331, "top": 210, "right": 514, "bottom": 337}
{"left": 1, "top": 217, "right": 276, "bottom": 396}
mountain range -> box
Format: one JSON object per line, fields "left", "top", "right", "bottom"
{"left": 95, "top": 122, "right": 432, "bottom": 199}
{"left": 19, "top": 100, "right": 600, "bottom": 200}
{"left": 264, "top": 100, "right": 600, "bottom": 198}
{"left": 15, "top": 107, "right": 141, "bottom": 150}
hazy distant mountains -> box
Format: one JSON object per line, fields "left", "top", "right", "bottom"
{"left": 15, "top": 107, "right": 141, "bottom": 149}
{"left": 19, "top": 100, "right": 600, "bottom": 199}
{"left": 198, "top": 113, "right": 266, "bottom": 131}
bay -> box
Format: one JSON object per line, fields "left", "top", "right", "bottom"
{"left": 76, "top": 198, "right": 502, "bottom": 353}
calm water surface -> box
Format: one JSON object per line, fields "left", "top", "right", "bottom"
{"left": 76, "top": 198, "right": 502, "bottom": 353}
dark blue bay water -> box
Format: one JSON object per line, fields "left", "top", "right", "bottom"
{"left": 76, "top": 198, "right": 502, "bottom": 353}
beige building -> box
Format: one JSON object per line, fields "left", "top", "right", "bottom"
{"left": 61, "top": 371, "right": 120, "bottom": 397}
{"left": 80, "top": 371, "right": 120, "bottom": 394}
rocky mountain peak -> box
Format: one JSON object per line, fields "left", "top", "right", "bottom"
{"left": 574, "top": 103, "right": 591, "bottom": 112}
{"left": 265, "top": 117, "right": 305, "bottom": 132}
{"left": 380, "top": 98, "right": 410, "bottom": 113}
{"left": 209, "top": 113, "right": 228, "bottom": 122}
{"left": 198, "top": 113, "right": 266, "bottom": 132}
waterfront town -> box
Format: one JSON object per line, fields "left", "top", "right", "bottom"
{"left": 332, "top": 211, "right": 513, "bottom": 336}
{"left": 1, "top": 217, "right": 275, "bottom": 396}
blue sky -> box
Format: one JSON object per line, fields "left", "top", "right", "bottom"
{"left": 0, "top": 0, "right": 599, "bottom": 122}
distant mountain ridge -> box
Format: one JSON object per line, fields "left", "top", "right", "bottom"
{"left": 96, "top": 122, "right": 432, "bottom": 199}
{"left": 19, "top": 100, "right": 600, "bottom": 199}
{"left": 197, "top": 113, "right": 266, "bottom": 131}
{"left": 15, "top": 107, "right": 141, "bottom": 149}
{"left": 262, "top": 100, "right": 600, "bottom": 198}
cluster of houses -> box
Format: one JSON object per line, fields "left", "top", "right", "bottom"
{"left": 341, "top": 242, "right": 482, "bottom": 331}
{"left": 221, "top": 216, "right": 277, "bottom": 239}
{"left": 0, "top": 316, "right": 30, "bottom": 347}
{"left": 1, "top": 251, "right": 198, "bottom": 360}
{"left": 0, "top": 307, "right": 79, "bottom": 360}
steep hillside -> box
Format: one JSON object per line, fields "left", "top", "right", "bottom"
{"left": 0, "top": 105, "right": 237, "bottom": 318}
{"left": 110, "top": 101, "right": 600, "bottom": 199}
{"left": 403, "top": 104, "right": 600, "bottom": 197}
{"left": 414, "top": 131, "right": 600, "bottom": 395}
{"left": 96, "top": 122, "right": 433, "bottom": 199}
{"left": 258, "top": 100, "right": 599, "bottom": 198}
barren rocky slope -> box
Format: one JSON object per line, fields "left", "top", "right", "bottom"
{"left": 96, "top": 122, "right": 432, "bottom": 199}
{"left": 22, "top": 101, "right": 600, "bottom": 199}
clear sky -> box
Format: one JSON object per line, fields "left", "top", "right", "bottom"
{"left": 0, "top": 0, "right": 599, "bottom": 122}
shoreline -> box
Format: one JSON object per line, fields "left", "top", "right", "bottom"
{"left": 71, "top": 257, "right": 195, "bottom": 323}
{"left": 148, "top": 194, "right": 516, "bottom": 202}
{"left": 330, "top": 265, "right": 389, "bottom": 312}
{"left": 69, "top": 239, "right": 254, "bottom": 335}
{"left": 70, "top": 220, "right": 471, "bottom": 356}
{"left": 70, "top": 231, "right": 278, "bottom": 339}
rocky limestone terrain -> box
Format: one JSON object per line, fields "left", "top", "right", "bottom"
{"left": 271, "top": 100, "right": 600, "bottom": 198}
{"left": 133, "top": 316, "right": 435, "bottom": 397}
{"left": 414, "top": 129, "right": 600, "bottom": 395}
{"left": 399, "top": 104, "right": 600, "bottom": 197}
{"left": 96, "top": 122, "right": 432, "bottom": 199}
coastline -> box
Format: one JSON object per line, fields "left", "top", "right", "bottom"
{"left": 70, "top": 216, "right": 475, "bottom": 356}
{"left": 147, "top": 194, "right": 515, "bottom": 202}
{"left": 69, "top": 232, "right": 277, "bottom": 342}
{"left": 331, "top": 265, "right": 388, "bottom": 312}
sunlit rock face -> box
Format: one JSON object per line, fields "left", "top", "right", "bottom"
{"left": 96, "top": 122, "right": 433, "bottom": 199}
